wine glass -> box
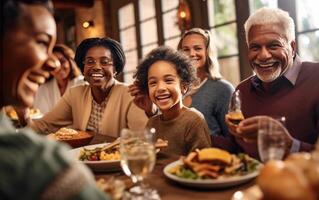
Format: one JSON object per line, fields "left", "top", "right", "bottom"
{"left": 258, "top": 117, "right": 286, "bottom": 163}
{"left": 227, "top": 90, "right": 244, "bottom": 125}
{"left": 120, "top": 128, "right": 160, "bottom": 200}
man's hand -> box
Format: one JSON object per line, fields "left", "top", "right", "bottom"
{"left": 225, "top": 113, "right": 240, "bottom": 136}
{"left": 226, "top": 115, "right": 294, "bottom": 149}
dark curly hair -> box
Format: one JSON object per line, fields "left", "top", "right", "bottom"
{"left": 1, "top": 0, "right": 54, "bottom": 38}
{"left": 134, "top": 46, "right": 198, "bottom": 93}
{"left": 74, "top": 37, "right": 126, "bottom": 75}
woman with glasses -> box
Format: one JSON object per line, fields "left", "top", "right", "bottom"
{"left": 19, "top": 37, "right": 148, "bottom": 137}
{"left": 34, "top": 44, "right": 85, "bottom": 114}
{"left": 177, "top": 28, "right": 234, "bottom": 137}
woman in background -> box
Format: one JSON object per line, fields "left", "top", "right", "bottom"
{"left": 34, "top": 44, "right": 84, "bottom": 114}
{"left": 177, "top": 28, "right": 234, "bottom": 137}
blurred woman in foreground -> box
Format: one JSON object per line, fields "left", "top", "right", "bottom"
{"left": 0, "top": 0, "right": 109, "bottom": 199}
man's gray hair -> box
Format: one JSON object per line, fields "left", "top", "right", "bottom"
{"left": 244, "top": 7, "right": 295, "bottom": 44}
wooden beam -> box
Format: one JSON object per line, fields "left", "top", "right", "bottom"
{"left": 53, "top": 0, "right": 94, "bottom": 9}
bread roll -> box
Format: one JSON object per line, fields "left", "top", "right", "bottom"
{"left": 285, "top": 153, "right": 319, "bottom": 197}
{"left": 197, "top": 148, "right": 232, "bottom": 165}
{"left": 257, "top": 160, "right": 316, "bottom": 200}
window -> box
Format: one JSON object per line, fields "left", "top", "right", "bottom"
{"left": 208, "top": 0, "right": 240, "bottom": 86}
{"left": 118, "top": 3, "right": 138, "bottom": 83}
{"left": 249, "top": 0, "right": 277, "bottom": 13}
{"left": 161, "top": 0, "right": 181, "bottom": 49}
{"left": 139, "top": 0, "right": 158, "bottom": 58}
{"left": 114, "top": 0, "right": 318, "bottom": 85}
{"left": 117, "top": 0, "right": 182, "bottom": 84}
{"left": 296, "top": 0, "right": 319, "bottom": 61}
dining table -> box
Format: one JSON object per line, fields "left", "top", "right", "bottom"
{"left": 89, "top": 134, "right": 256, "bottom": 200}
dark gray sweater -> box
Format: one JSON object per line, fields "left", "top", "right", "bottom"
{"left": 190, "top": 78, "right": 234, "bottom": 136}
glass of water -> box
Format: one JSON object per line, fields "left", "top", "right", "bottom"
{"left": 120, "top": 128, "right": 160, "bottom": 200}
{"left": 258, "top": 117, "right": 286, "bottom": 163}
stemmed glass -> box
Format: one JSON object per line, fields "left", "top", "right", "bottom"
{"left": 257, "top": 117, "right": 286, "bottom": 163}
{"left": 120, "top": 128, "right": 160, "bottom": 200}
{"left": 227, "top": 90, "right": 244, "bottom": 125}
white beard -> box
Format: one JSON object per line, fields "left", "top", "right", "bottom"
{"left": 255, "top": 65, "right": 282, "bottom": 83}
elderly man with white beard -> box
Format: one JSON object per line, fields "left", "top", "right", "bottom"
{"left": 218, "top": 7, "right": 319, "bottom": 160}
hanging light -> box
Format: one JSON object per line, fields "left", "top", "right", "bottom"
{"left": 177, "top": 0, "right": 191, "bottom": 33}
{"left": 82, "top": 20, "right": 94, "bottom": 29}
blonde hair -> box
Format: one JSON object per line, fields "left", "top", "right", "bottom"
{"left": 244, "top": 7, "right": 295, "bottom": 44}
{"left": 177, "top": 28, "right": 222, "bottom": 80}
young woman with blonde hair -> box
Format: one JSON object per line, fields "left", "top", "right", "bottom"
{"left": 178, "top": 28, "right": 234, "bottom": 137}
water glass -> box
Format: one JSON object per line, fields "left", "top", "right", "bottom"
{"left": 258, "top": 117, "right": 286, "bottom": 163}
{"left": 120, "top": 128, "right": 160, "bottom": 200}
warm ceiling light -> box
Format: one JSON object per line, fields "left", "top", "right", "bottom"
{"left": 177, "top": 0, "right": 191, "bottom": 32}
{"left": 179, "top": 11, "right": 186, "bottom": 18}
{"left": 82, "top": 21, "right": 94, "bottom": 29}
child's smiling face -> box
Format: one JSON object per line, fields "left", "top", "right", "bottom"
{"left": 147, "top": 60, "right": 186, "bottom": 117}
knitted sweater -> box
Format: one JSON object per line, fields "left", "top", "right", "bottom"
{"left": 190, "top": 78, "right": 234, "bottom": 136}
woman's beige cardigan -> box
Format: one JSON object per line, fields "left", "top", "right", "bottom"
{"left": 31, "top": 81, "right": 148, "bottom": 137}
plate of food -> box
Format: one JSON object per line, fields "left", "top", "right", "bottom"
{"left": 47, "top": 128, "right": 94, "bottom": 148}
{"left": 164, "top": 148, "right": 261, "bottom": 189}
{"left": 5, "top": 106, "right": 43, "bottom": 120}
{"left": 69, "top": 141, "right": 121, "bottom": 172}
{"left": 70, "top": 138, "right": 168, "bottom": 172}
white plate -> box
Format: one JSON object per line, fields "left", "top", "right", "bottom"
{"left": 69, "top": 143, "right": 121, "bottom": 172}
{"left": 31, "top": 113, "right": 43, "bottom": 119}
{"left": 163, "top": 160, "right": 260, "bottom": 189}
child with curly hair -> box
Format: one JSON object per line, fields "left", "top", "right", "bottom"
{"left": 134, "top": 46, "right": 211, "bottom": 156}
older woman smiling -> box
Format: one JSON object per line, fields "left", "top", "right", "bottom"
{"left": 19, "top": 37, "right": 148, "bottom": 138}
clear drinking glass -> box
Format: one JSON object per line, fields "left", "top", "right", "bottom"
{"left": 228, "top": 90, "right": 244, "bottom": 125}
{"left": 258, "top": 117, "right": 286, "bottom": 163}
{"left": 120, "top": 128, "right": 160, "bottom": 200}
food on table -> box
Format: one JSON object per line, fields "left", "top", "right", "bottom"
{"left": 78, "top": 138, "right": 168, "bottom": 162}
{"left": 79, "top": 144, "right": 120, "bottom": 161}
{"left": 96, "top": 177, "right": 126, "bottom": 200}
{"left": 47, "top": 128, "right": 94, "bottom": 148}
{"left": 155, "top": 138, "right": 168, "bottom": 149}
{"left": 50, "top": 127, "right": 79, "bottom": 140}
{"left": 197, "top": 148, "right": 232, "bottom": 164}
{"left": 169, "top": 147, "right": 259, "bottom": 179}
{"left": 48, "top": 127, "right": 94, "bottom": 147}
{"left": 257, "top": 143, "right": 319, "bottom": 200}
{"left": 4, "top": 106, "right": 41, "bottom": 120}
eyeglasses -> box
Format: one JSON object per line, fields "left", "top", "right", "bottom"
{"left": 83, "top": 58, "right": 113, "bottom": 67}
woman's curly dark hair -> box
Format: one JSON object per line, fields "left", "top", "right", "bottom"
{"left": 134, "top": 46, "right": 198, "bottom": 93}
{"left": 74, "top": 37, "right": 126, "bottom": 75}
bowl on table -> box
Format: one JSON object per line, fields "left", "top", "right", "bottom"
{"left": 47, "top": 128, "right": 94, "bottom": 148}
